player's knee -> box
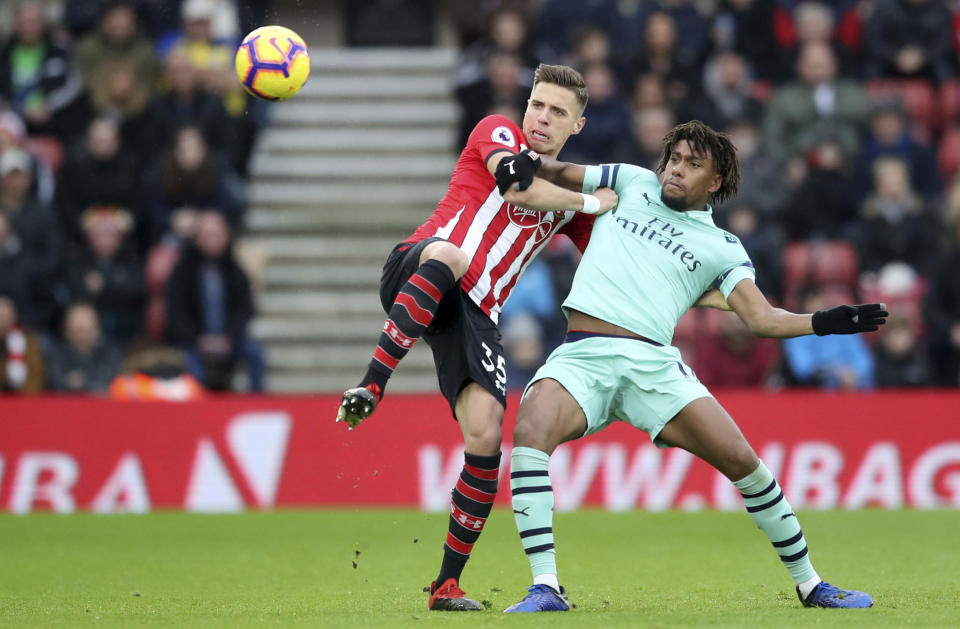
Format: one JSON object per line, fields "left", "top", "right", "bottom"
{"left": 512, "top": 408, "right": 557, "bottom": 451}
{"left": 720, "top": 445, "right": 760, "bottom": 481}
{"left": 462, "top": 419, "right": 502, "bottom": 455}
{"left": 421, "top": 242, "right": 468, "bottom": 279}
{"left": 512, "top": 414, "right": 539, "bottom": 448}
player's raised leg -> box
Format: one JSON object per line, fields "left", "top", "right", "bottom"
{"left": 428, "top": 383, "right": 503, "bottom": 611}
{"left": 658, "top": 397, "right": 874, "bottom": 608}
{"left": 505, "top": 378, "right": 588, "bottom": 612}
{"left": 338, "top": 242, "right": 467, "bottom": 428}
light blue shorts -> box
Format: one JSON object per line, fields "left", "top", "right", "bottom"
{"left": 524, "top": 333, "right": 712, "bottom": 447}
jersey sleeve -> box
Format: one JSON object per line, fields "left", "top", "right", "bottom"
{"left": 467, "top": 115, "right": 525, "bottom": 165}
{"left": 558, "top": 212, "right": 595, "bottom": 254}
{"left": 713, "top": 237, "right": 756, "bottom": 298}
{"left": 582, "top": 163, "right": 656, "bottom": 195}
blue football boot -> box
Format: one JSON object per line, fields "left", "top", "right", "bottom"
{"left": 504, "top": 584, "right": 570, "bottom": 612}
{"left": 798, "top": 581, "right": 874, "bottom": 608}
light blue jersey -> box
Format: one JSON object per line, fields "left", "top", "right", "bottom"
{"left": 562, "top": 163, "right": 755, "bottom": 345}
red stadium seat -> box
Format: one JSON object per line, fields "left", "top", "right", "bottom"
{"left": 782, "top": 241, "right": 859, "bottom": 310}
{"left": 940, "top": 79, "right": 960, "bottom": 128}
{"left": 938, "top": 126, "right": 960, "bottom": 181}
{"left": 865, "top": 79, "right": 937, "bottom": 137}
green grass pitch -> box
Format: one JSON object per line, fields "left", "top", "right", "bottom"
{"left": 1, "top": 509, "right": 957, "bottom": 628}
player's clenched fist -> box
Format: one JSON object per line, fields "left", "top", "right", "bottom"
{"left": 593, "top": 187, "right": 618, "bottom": 215}
{"left": 495, "top": 149, "right": 541, "bottom": 194}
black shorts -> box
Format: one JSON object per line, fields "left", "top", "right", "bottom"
{"left": 380, "top": 238, "right": 508, "bottom": 418}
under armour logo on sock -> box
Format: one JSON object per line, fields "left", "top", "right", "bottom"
{"left": 513, "top": 507, "right": 530, "bottom": 516}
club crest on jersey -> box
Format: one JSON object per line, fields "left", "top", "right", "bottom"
{"left": 507, "top": 204, "right": 544, "bottom": 228}
{"left": 491, "top": 126, "right": 516, "bottom": 147}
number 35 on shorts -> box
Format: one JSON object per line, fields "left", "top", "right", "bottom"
{"left": 480, "top": 341, "right": 507, "bottom": 394}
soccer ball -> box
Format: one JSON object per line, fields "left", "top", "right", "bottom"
{"left": 234, "top": 25, "right": 310, "bottom": 101}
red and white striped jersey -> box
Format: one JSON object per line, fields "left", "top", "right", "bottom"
{"left": 407, "top": 115, "right": 593, "bottom": 323}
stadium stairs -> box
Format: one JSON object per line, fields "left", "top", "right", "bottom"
{"left": 245, "top": 48, "right": 458, "bottom": 393}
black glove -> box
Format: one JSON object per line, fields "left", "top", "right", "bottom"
{"left": 811, "top": 303, "right": 888, "bottom": 335}
{"left": 495, "top": 149, "right": 541, "bottom": 194}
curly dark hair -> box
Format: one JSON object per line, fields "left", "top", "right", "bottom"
{"left": 655, "top": 120, "right": 741, "bottom": 205}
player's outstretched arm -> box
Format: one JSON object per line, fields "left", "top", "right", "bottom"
{"left": 536, "top": 156, "right": 588, "bottom": 191}
{"left": 505, "top": 176, "right": 617, "bottom": 214}
{"left": 486, "top": 151, "right": 615, "bottom": 214}
{"left": 727, "top": 279, "right": 888, "bottom": 338}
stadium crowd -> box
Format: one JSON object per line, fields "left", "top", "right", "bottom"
{"left": 2, "top": 0, "right": 960, "bottom": 397}
{"left": 0, "top": 0, "right": 269, "bottom": 396}
{"left": 451, "top": 0, "right": 960, "bottom": 390}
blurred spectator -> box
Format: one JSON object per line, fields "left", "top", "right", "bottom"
{"left": 852, "top": 98, "right": 942, "bottom": 205}
{"left": 500, "top": 257, "right": 560, "bottom": 344}
{"left": 683, "top": 50, "right": 763, "bottom": 132}
{"left": 193, "top": 0, "right": 240, "bottom": 42}
{"left": 621, "top": 11, "right": 699, "bottom": 106}
{"left": 62, "top": 208, "right": 145, "bottom": 345}
{"left": 0, "top": 148, "right": 60, "bottom": 328}
{"left": 565, "top": 26, "right": 612, "bottom": 70}
{"left": 712, "top": 0, "right": 781, "bottom": 82}
{"left": 781, "top": 285, "right": 876, "bottom": 389}
{"left": 536, "top": 0, "right": 626, "bottom": 62}
{"left": 561, "top": 63, "right": 631, "bottom": 164}
{"left": 924, "top": 214, "right": 960, "bottom": 386}
{"left": 164, "top": 0, "right": 244, "bottom": 116}
{"left": 631, "top": 72, "right": 669, "bottom": 110}
{"left": 109, "top": 344, "right": 204, "bottom": 400}
{"left": 781, "top": 138, "right": 858, "bottom": 240}
{"left": 718, "top": 203, "right": 784, "bottom": 302}
{"left": 857, "top": 156, "right": 939, "bottom": 274}
{"left": 86, "top": 57, "right": 153, "bottom": 156}
{"left": 165, "top": 211, "right": 265, "bottom": 391}
{"left": 861, "top": 261, "right": 927, "bottom": 329}
{"left": 763, "top": 41, "right": 869, "bottom": 164}
{"left": 163, "top": 0, "right": 259, "bottom": 174}
{"left": 501, "top": 312, "right": 546, "bottom": 391}
{"left": 719, "top": 119, "right": 787, "bottom": 219}
{"left": 863, "top": 0, "right": 953, "bottom": 82}
{"left": 56, "top": 116, "right": 141, "bottom": 248}
{"left": 147, "top": 48, "right": 232, "bottom": 162}
{"left": 0, "top": 2, "right": 83, "bottom": 137}
{"left": 65, "top": 0, "right": 193, "bottom": 41}
{"left": 658, "top": 0, "right": 710, "bottom": 65}
{"left": 454, "top": 8, "right": 538, "bottom": 89}
{"left": 46, "top": 301, "right": 123, "bottom": 392}
{"left": 75, "top": 2, "right": 156, "bottom": 98}
{"left": 693, "top": 310, "right": 779, "bottom": 387}
{"left": 618, "top": 105, "right": 674, "bottom": 171}
{"left": 447, "top": 0, "right": 536, "bottom": 50}
{"left": 0, "top": 212, "right": 33, "bottom": 318}
{"left": 0, "top": 294, "right": 45, "bottom": 394}
{"left": 142, "top": 125, "right": 242, "bottom": 243}
{"left": 455, "top": 51, "right": 530, "bottom": 148}
{"left": 500, "top": 257, "right": 561, "bottom": 389}
{"left": 0, "top": 108, "right": 55, "bottom": 204}
{"left": 776, "top": 1, "right": 857, "bottom": 82}
{"left": 874, "top": 316, "right": 935, "bottom": 387}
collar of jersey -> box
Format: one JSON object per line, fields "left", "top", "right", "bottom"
{"left": 671, "top": 203, "right": 713, "bottom": 223}
{"left": 641, "top": 189, "right": 714, "bottom": 223}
